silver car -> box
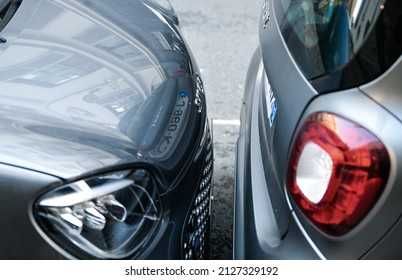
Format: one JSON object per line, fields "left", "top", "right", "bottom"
{"left": 0, "top": 0, "right": 212, "bottom": 259}
{"left": 235, "top": 0, "right": 402, "bottom": 259}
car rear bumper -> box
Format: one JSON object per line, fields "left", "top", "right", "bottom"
{"left": 233, "top": 49, "right": 320, "bottom": 259}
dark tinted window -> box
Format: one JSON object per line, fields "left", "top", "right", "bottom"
{"left": 278, "top": 0, "right": 402, "bottom": 92}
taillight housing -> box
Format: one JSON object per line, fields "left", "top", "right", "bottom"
{"left": 287, "top": 112, "right": 390, "bottom": 236}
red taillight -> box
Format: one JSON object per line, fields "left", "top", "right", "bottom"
{"left": 287, "top": 112, "right": 390, "bottom": 236}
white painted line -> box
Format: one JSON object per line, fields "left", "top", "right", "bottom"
{"left": 212, "top": 119, "right": 240, "bottom": 126}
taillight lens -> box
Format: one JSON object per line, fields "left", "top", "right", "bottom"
{"left": 287, "top": 112, "right": 390, "bottom": 236}
{"left": 34, "top": 169, "right": 162, "bottom": 259}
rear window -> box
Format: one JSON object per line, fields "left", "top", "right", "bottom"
{"left": 278, "top": 0, "right": 402, "bottom": 92}
{"left": 0, "top": 0, "right": 22, "bottom": 33}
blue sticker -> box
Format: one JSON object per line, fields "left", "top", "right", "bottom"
{"left": 179, "top": 90, "right": 188, "bottom": 97}
{"left": 269, "top": 99, "right": 277, "bottom": 127}
{"left": 265, "top": 75, "right": 277, "bottom": 127}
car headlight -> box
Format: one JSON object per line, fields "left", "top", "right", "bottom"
{"left": 34, "top": 168, "right": 163, "bottom": 259}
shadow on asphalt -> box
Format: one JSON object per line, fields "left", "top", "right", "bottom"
{"left": 209, "top": 122, "right": 239, "bottom": 260}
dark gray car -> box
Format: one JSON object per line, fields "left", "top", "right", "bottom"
{"left": 0, "top": 0, "right": 212, "bottom": 260}
{"left": 235, "top": 0, "right": 402, "bottom": 259}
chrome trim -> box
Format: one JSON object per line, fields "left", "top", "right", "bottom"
{"left": 39, "top": 179, "right": 133, "bottom": 207}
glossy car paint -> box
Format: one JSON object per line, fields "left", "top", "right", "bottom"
{"left": 235, "top": 0, "right": 402, "bottom": 259}
{"left": 0, "top": 0, "right": 212, "bottom": 259}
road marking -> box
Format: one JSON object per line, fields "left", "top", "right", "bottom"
{"left": 212, "top": 119, "right": 240, "bottom": 126}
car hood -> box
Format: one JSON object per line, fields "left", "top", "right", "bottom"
{"left": 0, "top": 0, "right": 203, "bottom": 179}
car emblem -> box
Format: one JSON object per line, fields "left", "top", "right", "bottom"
{"left": 262, "top": 0, "right": 270, "bottom": 29}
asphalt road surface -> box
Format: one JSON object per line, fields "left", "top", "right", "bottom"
{"left": 170, "top": 0, "right": 262, "bottom": 260}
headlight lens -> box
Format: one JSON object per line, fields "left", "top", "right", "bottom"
{"left": 34, "top": 169, "right": 162, "bottom": 259}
